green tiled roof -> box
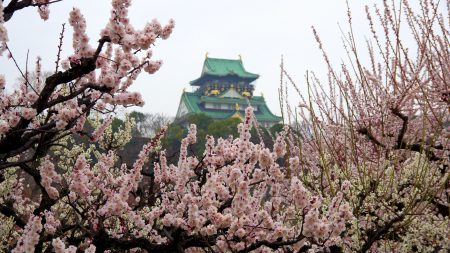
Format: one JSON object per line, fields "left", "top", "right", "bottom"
{"left": 190, "top": 57, "right": 259, "bottom": 86}
{"left": 180, "top": 92, "right": 282, "bottom": 123}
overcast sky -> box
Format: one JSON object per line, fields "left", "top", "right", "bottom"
{"left": 1, "top": 0, "right": 431, "bottom": 117}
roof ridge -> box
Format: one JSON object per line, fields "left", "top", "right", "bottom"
{"left": 206, "top": 57, "right": 240, "bottom": 61}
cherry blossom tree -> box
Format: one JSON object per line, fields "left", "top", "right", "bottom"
{"left": 0, "top": 1, "right": 352, "bottom": 252}
{"left": 281, "top": 0, "right": 449, "bottom": 251}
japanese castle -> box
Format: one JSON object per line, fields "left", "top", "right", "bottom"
{"left": 175, "top": 55, "right": 282, "bottom": 128}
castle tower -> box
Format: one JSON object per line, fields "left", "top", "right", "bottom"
{"left": 175, "top": 55, "right": 281, "bottom": 128}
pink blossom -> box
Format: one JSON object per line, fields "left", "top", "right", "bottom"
{"left": 70, "top": 155, "right": 91, "bottom": 199}
{"left": 290, "top": 176, "right": 310, "bottom": 209}
{"left": 25, "top": 92, "right": 39, "bottom": 103}
{"left": 22, "top": 108, "right": 37, "bottom": 120}
{"left": 56, "top": 120, "right": 68, "bottom": 130}
{"left": 69, "top": 8, "right": 93, "bottom": 58}
{"left": 91, "top": 116, "right": 112, "bottom": 141}
{"left": 143, "top": 60, "right": 162, "bottom": 74}
{"left": 0, "top": 121, "right": 9, "bottom": 134}
{"left": 160, "top": 19, "right": 175, "bottom": 39}
{"left": 11, "top": 215, "right": 42, "bottom": 253}
{"left": 72, "top": 115, "right": 86, "bottom": 133}
{"left": 39, "top": 156, "right": 61, "bottom": 199}
{"left": 52, "top": 237, "right": 73, "bottom": 253}
{"left": 44, "top": 210, "right": 61, "bottom": 235}
{"left": 61, "top": 59, "right": 71, "bottom": 70}
{"left": 84, "top": 245, "right": 96, "bottom": 253}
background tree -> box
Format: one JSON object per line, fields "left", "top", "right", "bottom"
{"left": 280, "top": 0, "right": 449, "bottom": 251}
{"left": 129, "top": 111, "right": 171, "bottom": 137}
{"left": 110, "top": 117, "right": 125, "bottom": 134}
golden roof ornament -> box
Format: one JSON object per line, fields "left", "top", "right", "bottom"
{"left": 205, "top": 52, "right": 209, "bottom": 59}
{"left": 235, "top": 103, "right": 240, "bottom": 111}
{"left": 242, "top": 91, "right": 251, "bottom": 97}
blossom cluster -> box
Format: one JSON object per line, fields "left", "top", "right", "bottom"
{"left": 44, "top": 210, "right": 61, "bottom": 235}
{"left": 11, "top": 215, "right": 42, "bottom": 253}
{"left": 50, "top": 238, "right": 98, "bottom": 253}
{"left": 103, "top": 92, "right": 144, "bottom": 106}
{"left": 152, "top": 107, "right": 353, "bottom": 251}
{"left": 0, "top": 2, "right": 7, "bottom": 55}
{"left": 97, "top": 126, "right": 166, "bottom": 217}
{"left": 0, "top": 0, "right": 173, "bottom": 143}
{"left": 91, "top": 116, "right": 113, "bottom": 141}
{"left": 39, "top": 156, "right": 62, "bottom": 199}
{"left": 69, "top": 154, "right": 92, "bottom": 200}
{"left": 34, "top": 0, "right": 50, "bottom": 20}
{"left": 69, "top": 8, "right": 94, "bottom": 58}
{"left": 55, "top": 103, "right": 82, "bottom": 130}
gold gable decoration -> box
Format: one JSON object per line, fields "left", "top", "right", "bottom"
{"left": 210, "top": 89, "right": 220, "bottom": 96}
{"left": 242, "top": 91, "right": 251, "bottom": 97}
{"left": 231, "top": 111, "right": 244, "bottom": 121}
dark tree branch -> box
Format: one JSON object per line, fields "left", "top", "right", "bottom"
{"left": 3, "top": 0, "right": 29, "bottom": 22}
{"left": 0, "top": 202, "right": 26, "bottom": 228}
{"left": 46, "top": 83, "right": 111, "bottom": 109}
{"left": 236, "top": 236, "right": 306, "bottom": 253}
{"left": 92, "top": 228, "right": 218, "bottom": 253}
{"left": 357, "top": 127, "right": 386, "bottom": 148}
{"left": 390, "top": 108, "right": 408, "bottom": 149}
{"left": 359, "top": 214, "right": 404, "bottom": 253}
{"left": 2, "top": 0, "right": 63, "bottom": 22}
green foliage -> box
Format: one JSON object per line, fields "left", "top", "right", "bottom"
{"left": 270, "top": 123, "right": 284, "bottom": 136}
{"left": 129, "top": 111, "right": 146, "bottom": 123}
{"left": 187, "top": 113, "right": 214, "bottom": 130}
{"left": 111, "top": 118, "right": 125, "bottom": 133}
{"left": 192, "top": 117, "right": 240, "bottom": 156}
{"left": 207, "top": 117, "right": 240, "bottom": 139}
{"left": 129, "top": 111, "right": 146, "bottom": 136}
{"left": 105, "top": 113, "right": 283, "bottom": 164}
{"left": 162, "top": 123, "right": 186, "bottom": 159}
{"left": 162, "top": 113, "right": 284, "bottom": 162}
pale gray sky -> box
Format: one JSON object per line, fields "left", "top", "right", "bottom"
{"left": 0, "top": 0, "right": 428, "bottom": 117}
